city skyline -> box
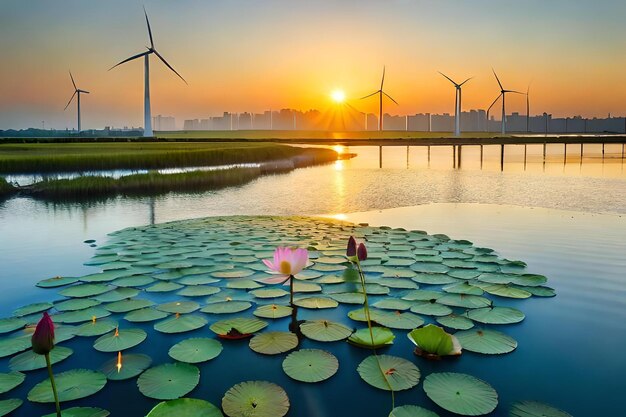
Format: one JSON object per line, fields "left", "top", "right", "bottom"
{"left": 2, "top": 1, "right": 626, "bottom": 130}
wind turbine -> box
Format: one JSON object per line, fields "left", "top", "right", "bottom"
{"left": 64, "top": 71, "right": 89, "bottom": 133}
{"left": 438, "top": 72, "right": 472, "bottom": 137}
{"left": 110, "top": 8, "right": 186, "bottom": 137}
{"left": 360, "top": 66, "right": 398, "bottom": 131}
{"left": 525, "top": 83, "right": 531, "bottom": 133}
{"left": 486, "top": 69, "right": 523, "bottom": 135}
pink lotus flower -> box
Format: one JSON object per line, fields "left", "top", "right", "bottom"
{"left": 262, "top": 247, "right": 309, "bottom": 284}
{"left": 357, "top": 242, "right": 367, "bottom": 261}
{"left": 346, "top": 236, "right": 357, "bottom": 258}
{"left": 32, "top": 312, "right": 55, "bottom": 355}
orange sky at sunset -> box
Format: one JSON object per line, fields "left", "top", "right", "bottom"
{"left": 1, "top": 0, "right": 626, "bottom": 129}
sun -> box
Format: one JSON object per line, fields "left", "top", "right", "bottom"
{"left": 331, "top": 90, "right": 346, "bottom": 103}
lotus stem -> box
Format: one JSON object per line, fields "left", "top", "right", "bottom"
{"left": 45, "top": 353, "right": 61, "bottom": 417}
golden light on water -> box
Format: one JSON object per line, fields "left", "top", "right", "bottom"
{"left": 331, "top": 90, "right": 346, "bottom": 103}
{"left": 332, "top": 214, "right": 347, "bottom": 221}
{"left": 116, "top": 351, "right": 122, "bottom": 373}
{"left": 334, "top": 160, "right": 344, "bottom": 171}
{"left": 333, "top": 145, "right": 345, "bottom": 154}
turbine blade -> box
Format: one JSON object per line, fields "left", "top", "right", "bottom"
{"left": 459, "top": 76, "right": 473, "bottom": 86}
{"left": 153, "top": 49, "right": 187, "bottom": 84}
{"left": 69, "top": 71, "right": 77, "bottom": 90}
{"left": 438, "top": 71, "right": 458, "bottom": 86}
{"left": 64, "top": 91, "right": 77, "bottom": 110}
{"left": 380, "top": 66, "right": 385, "bottom": 90}
{"left": 144, "top": 7, "right": 154, "bottom": 49}
{"left": 504, "top": 90, "right": 524, "bottom": 95}
{"left": 487, "top": 93, "right": 502, "bottom": 113}
{"left": 109, "top": 51, "right": 150, "bottom": 71}
{"left": 79, "top": 89, "right": 90, "bottom": 94}
{"left": 383, "top": 91, "right": 399, "bottom": 105}
{"left": 492, "top": 68, "right": 504, "bottom": 90}
{"left": 359, "top": 90, "right": 380, "bottom": 100}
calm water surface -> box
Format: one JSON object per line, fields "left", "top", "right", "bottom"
{"left": 0, "top": 145, "right": 624, "bottom": 416}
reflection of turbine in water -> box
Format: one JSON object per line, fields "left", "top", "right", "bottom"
{"left": 149, "top": 196, "right": 155, "bottom": 225}
{"left": 360, "top": 66, "right": 398, "bottom": 131}
{"left": 438, "top": 72, "right": 472, "bottom": 137}
{"left": 486, "top": 69, "right": 523, "bottom": 135}
{"left": 64, "top": 71, "right": 90, "bottom": 133}
{"left": 110, "top": 8, "right": 187, "bottom": 137}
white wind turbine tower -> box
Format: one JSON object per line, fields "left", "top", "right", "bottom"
{"left": 486, "top": 69, "right": 523, "bottom": 135}
{"left": 438, "top": 72, "right": 472, "bottom": 137}
{"left": 64, "top": 71, "right": 89, "bottom": 133}
{"left": 360, "top": 66, "right": 398, "bottom": 131}
{"left": 110, "top": 8, "right": 187, "bottom": 137}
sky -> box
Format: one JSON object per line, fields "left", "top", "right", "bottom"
{"left": 1, "top": 0, "right": 626, "bottom": 130}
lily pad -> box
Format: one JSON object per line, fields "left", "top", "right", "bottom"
{"left": 0, "top": 399, "right": 22, "bottom": 416}
{"left": 93, "top": 328, "right": 147, "bottom": 352}
{"left": 75, "top": 319, "right": 118, "bottom": 337}
{"left": 168, "top": 338, "right": 223, "bottom": 363}
{"left": 249, "top": 332, "right": 299, "bottom": 355}
{"left": 389, "top": 405, "right": 440, "bottom": 417}
{"left": 293, "top": 297, "right": 338, "bottom": 309}
{"left": 373, "top": 299, "right": 413, "bottom": 311}
{"left": 112, "top": 275, "right": 156, "bottom": 288}
{"left": 201, "top": 301, "right": 252, "bottom": 314}
{"left": 156, "top": 301, "right": 200, "bottom": 314}
{"left": 222, "top": 380, "right": 289, "bottom": 417}
{"left": 59, "top": 284, "right": 112, "bottom": 298}
{"left": 9, "top": 346, "right": 73, "bottom": 372}
{"left": 455, "top": 329, "right": 517, "bottom": 355}
{"left": 101, "top": 353, "right": 152, "bottom": 381}
{"left": 253, "top": 304, "right": 292, "bottom": 319}
{"left": 466, "top": 307, "right": 525, "bottom": 325}
{"left": 104, "top": 299, "right": 155, "bottom": 313}
{"left": 328, "top": 292, "right": 365, "bottom": 304}
{"left": 375, "top": 311, "right": 425, "bottom": 330}
{"left": 300, "top": 320, "right": 353, "bottom": 342}
{"left": 93, "top": 288, "right": 140, "bottom": 302}
{"left": 509, "top": 401, "right": 572, "bottom": 417}
{"left": 0, "top": 336, "right": 33, "bottom": 358}
{"left": 410, "top": 302, "right": 453, "bottom": 317}
{"left": 0, "top": 318, "right": 26, "bottom": 334}
{"left": 28, "top": 369, "right": 107, "bottom": 403}
{"left": 54, "top": 299, "right": 101, "bottom": 312}
{"left": 250, "top": 288, "right": 289, "bottom": 299}
{"left": 210, "top": 318, "right": 268, "bottom": 338}
{"left": 137, "top": 363, "right": 200, "bottom": 400}
{"left": 154, "top": 314, "right": 208, "bottom": 334}
{"left": 145, "top": 282, "right": 184, "bottom": 293}
{"left": 13, "top": 302, "right": 53, "bottom": 317}
{"left": 357, "top": 354, "right": 421, "bottom": 391}
{"left": 408, "top": 324, "right": 462, "bottom": 357}
{"left": 437, "top": 294, "right": 492, "bottom": 309}
{"left": 53, "top": 307, "right": 111, "bottom": 324}
{"left": 436, "top": 314, "right": 475, "bottom": 330}
{"left": 37, "top": 276, "right": 79, "bottom": 288}
{"left": 476, "top": 284, "right": 532, "bottom": 299}
{"left": 348, "top": 326, "right": 395, "bottom": 348}
{"left": 282, "top": 349, "right": 338, "bottom": 382}
{"left": 42, "top": 407, "right": 110, "bottom": 417}
{"left": 0, "top": 372, "right": 24, "bottom": 394}
{"left": 423, "top": 372, "right": 498, "bottom": 416}
{"left": 177, "top": 285, "right": 221, "bottom": 297}
{"left": 146, "top": 398, "right": 224, "bottom": 417}
{"left": 124, "top": 308, "right": 169, "bottom": 323}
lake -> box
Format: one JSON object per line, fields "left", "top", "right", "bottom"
{"left": 0, "top": 144, "right": 624, "bottom": 416}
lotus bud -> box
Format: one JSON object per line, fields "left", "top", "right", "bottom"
{"left": 32, "top": 312, "right": 55, "bottom": 355}
{"left": 346, "top": 236, "right": 358, "bottom": 261}
{"left": 357, "top": 242, "right": 368, "bottom": 261}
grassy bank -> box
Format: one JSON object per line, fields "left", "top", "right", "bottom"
{"left": 0, "top": 177, "right": 15, "bottom": 198}
{"left": 0, "top": 142, "right": 335, "bottom": 174}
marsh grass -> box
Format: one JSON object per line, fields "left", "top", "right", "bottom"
{"left": 0, "top": 177, "right": 15, "bottom": 197}
{"left": 0, "top": 142, "right": 333, "bottom": 174}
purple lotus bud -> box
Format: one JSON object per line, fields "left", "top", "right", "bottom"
{"left": 357, "top": 242, "right": 367, "bottom": 261}
{"left": 346, "top": 236, "right": 357, "bottom": 257}
{"left": 32, "top": 312, "right": 55, "bottom": 355}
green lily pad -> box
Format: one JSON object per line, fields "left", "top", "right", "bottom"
{"left": 402, "top": 290, "right": 444, "bottom": 301}
{"left": 13, "top": 302, "right": 53, "bottom": 317}
{"left": 9, "top": 346, "right": 73, "bottom": 372}
{"left": 156, "top": 301, "right": 200, "bottom": 314}
{"left": 408, "top": 324, "right": 462, "bottom": 357}
{"left": 299, "top": 321, "right": 352, "bottom": 343}
{"left": 521, "top": 286, "right": 556, "bottom": 297}
{"left": 75, "top": 319, "right": 118, "bottom": 337}
{"left": 389, "top": 405, "right": 440, "bottom": 417}
{"left": 53, "top": 307, "right": 111, "bottom": 324}
{"left": 212, "top": 269, "right": 256, "bottom": 279}
{"left": 442, "top": 282, "right": 484, "bottom": 296}
{"left": 146, "top": 398, "right": 224, "bottom": 417}
{"left": 282, "top": 349, "right": 338, "bottom": 382}
{"left": 357, "top": 354, "right": 421, "bottom": 391}
{"left": 510, "top": 274, "right": 548, "bottom": 287}
{"left": 145, "top": 282, "right": 184, "bottom": 293}
{"left": 455, "top": 329, "right": 517, "bottom": 355}
{"left": 210, "top": 318, "right": 268, "bottom": 338}
{"left": 168, "top": 338, "right": 223, "bottom": 363}
{"left": 475, "top": 283, "right": 531, "bottom": 299}
{"left": 137, "top": 363, "right": 200, "bottom": 400}
{"left": 201, "top": 301, "right": 252, "bottom": 314}
{"left": 410, "top": 302, "right": 453, "bottom": 317}
{"left": 222, "top": 381, "right": 289, "bottom": 417}
{"left": 104, "top": 299, "right": 155, "bottom": 313}
{"left": 177, "top": 285, "right": 221, "bottom": 297}
{"left": 253, "top": 304, "right": 292, "bottom": 319}
{"left": 0, "top": 318, "right": 26, "bottom": 334}
{"left": 37, "top": 276, "right": 79, "bottom": 288}
{"left": 437, "top": 294, "right": 492, "bottom": 309}
{"left": 466, "top": 307, "right": 525, "bottom": 325}
{"left": 124, "top": 308, "right": 169, "bottom": 323}
{"left": 250, "top": 288, "right": 289, "bottom": 299}
{"left": 93, "top": 288, "right": 140, "bottom": 302}
{"left": 59, "top": 284, "right": 112, "bottom": 298}
{"left": 0, "top": 399, "right": 22, "bottom": 416}
{"left": 436, "top": 314, "right": 475, "bottom": 330}
{"left": 0, "top": 372, "right": 24, "bottom": 394}
{"left": 154, "top": 314, "right": 208, "bottom": 334}
{"left": 410, "top": 263, "right": 450, "bottom": 274}
{"left": 249, "top": 331, "right": 299, "bottom": 355}
{"left": 509, "top": 401, "right": 572, "bottom": 417}
{"left": 328, "top": 292, "right": 365, "bottom": 304}
{"left": 54, "top": 299, "right": 101, "bottom": 312}
{"left": 0, "top": 335, "right": 33, "bottom": 358}
{"left": 178, "top": 275, "right": 221, "bottom": 285}
{"left": 42, "top": 407, "right": 110, "bottom": 417}
{"left": 293, "top": 297, "right": 338, "bottom": 309}
{"left": 101, "top": 353, "right": 152, "bottom": 381}
{"left": 375, "top": 311, "right": 425, "bottom": 330}
{"left": 28, "top": 369, "right": 107, "bottom": 403}
{"left": 373, "top": 299, "right": 413, "bottom": 311}
{"left": 112, "top": 275, "right": 156, "bottom": 287}
{"left": 348, "top": 326, "right": 395, "bottom": 348}
{"left": 423, "top": 372, "right": 498, "bottom": 416}
{"left": 93, "top": 328, "right": 147, "bottom": 352}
